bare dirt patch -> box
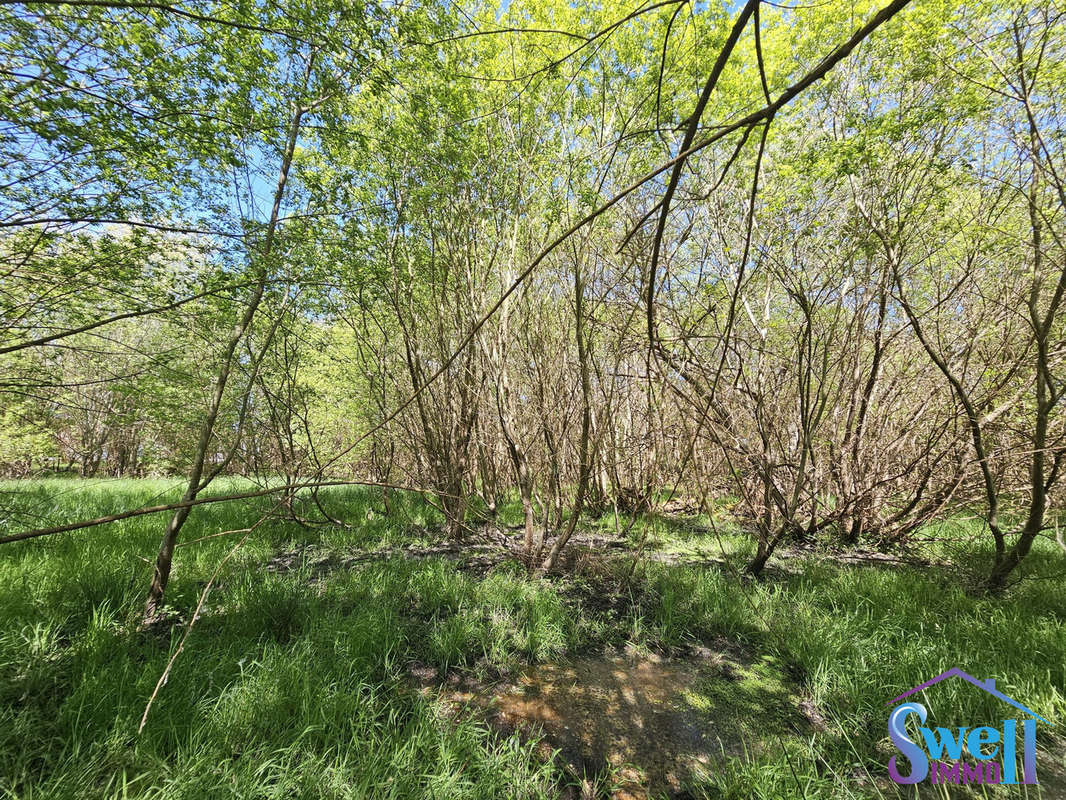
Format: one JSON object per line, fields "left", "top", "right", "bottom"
{"left": 412, "top": 645, "right": 819, "bottom": 798}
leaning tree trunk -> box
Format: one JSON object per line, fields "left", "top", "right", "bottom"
{"left": 143, "top": 104, "right": 305, "bottom": 622}
{"left": 984, "top": 132, "right": 1058, "bottom": 593}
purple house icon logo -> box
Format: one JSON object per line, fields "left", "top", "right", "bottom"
{"left": 886, "top": 668, "right": 1051, "bottom": 786}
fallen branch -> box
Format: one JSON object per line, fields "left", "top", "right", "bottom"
{"left": 138, "top": 519, "right": 263, "bottom": 733}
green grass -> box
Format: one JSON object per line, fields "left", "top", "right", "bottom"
{"left": 0, "top": 480, "right": 1064, "bottom": 798}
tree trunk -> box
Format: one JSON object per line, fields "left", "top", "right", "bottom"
{"left": 541, "top": 264, "right": 592, "bottom": 573}
{"left": 143, "top": 103, "right": 305, "bottom": 622}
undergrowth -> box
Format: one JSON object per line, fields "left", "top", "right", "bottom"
{"left": 0, "top": 480, "right": 1063, "bottom": 798}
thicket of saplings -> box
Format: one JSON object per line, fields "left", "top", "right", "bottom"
{"left": 1, "top": 0, "right": 1065, "bottom": 794}
{"left": 2, "top": 2, "right": 1063, "bottom": 611}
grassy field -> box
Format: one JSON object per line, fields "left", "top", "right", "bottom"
{"left": 0, "top": 479, "right": 1064, "bottom": 799}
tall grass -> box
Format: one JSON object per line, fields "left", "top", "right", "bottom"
{"left": 1, "top": 480, "right": 1063, "bottom": 798}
